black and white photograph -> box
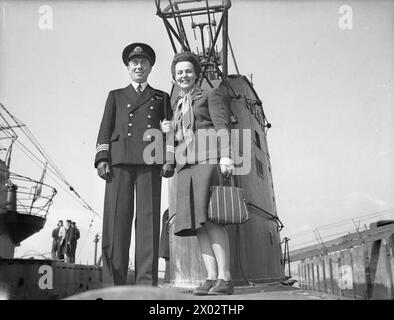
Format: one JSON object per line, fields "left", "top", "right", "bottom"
{"left": 0, "top": 0, "right": 393, "bottom": 307}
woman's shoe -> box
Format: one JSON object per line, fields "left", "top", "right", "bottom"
{"left": 193, "top": 279, "right": 216, "bottom": 295}
{"left": 208, "top": 279, "right": 234, "bottom": 295}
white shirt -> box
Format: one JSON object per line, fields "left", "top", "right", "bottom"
{"left": 58, "top": 226, "right": 66, "bottom": 242}
{"left": 130, "top": 80, "right": 148, "bottom": 93}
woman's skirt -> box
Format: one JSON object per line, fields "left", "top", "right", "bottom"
{"left": 174, "top": 163, "right": 220, "bottom": 237}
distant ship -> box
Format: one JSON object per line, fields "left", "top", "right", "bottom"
{"left": 289, "top": 219, "right": 394, "bottom": 300}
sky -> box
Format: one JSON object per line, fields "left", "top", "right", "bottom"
{"left": 0, "top": 0, "right": 393, "bottom": 265}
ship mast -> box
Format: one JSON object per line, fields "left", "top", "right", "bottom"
{"left": 0, "top": 102, "right": 98, "bottom": 259}
{"left": 155, "top": 0, "right": 233, "bottom": 87}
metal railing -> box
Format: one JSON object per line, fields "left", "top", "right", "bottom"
{"left": 0, "top": 169, "right": 57, "bottom": 218}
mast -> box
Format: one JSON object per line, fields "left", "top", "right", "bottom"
{"left": 0, "top": 104, "right": 57, "bottom": 258}
{"left": 156, "top": 0, "right": 232, "bottom": 88}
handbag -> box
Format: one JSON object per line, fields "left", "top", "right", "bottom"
{"left": 208, "top": 171, "right": 249, "bottom": 225}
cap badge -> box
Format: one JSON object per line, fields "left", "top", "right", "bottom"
{"left": 134, "top": 46, "right": 143, "bottom": 53}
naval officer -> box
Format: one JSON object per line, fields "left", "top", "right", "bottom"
{"left": 95, "top": 43, "right": 172, "bottom": 286}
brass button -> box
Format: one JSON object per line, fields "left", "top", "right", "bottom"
{"left": 147, "top": 124, "right": 151, "bottom": 128}
{"left": 127, "top": 104, "right": 131, "bottom": 108}
{"left": 150, "top": 106, "right": 154, "bottom": 110}
{"left": 127, "top": 133, "right": 131, "bottom": 137}
{"left": 129, "top": 113, "right": 133, "bottom": 117}
{"left": 128, "top": 123, "right": 132, "bottom": 127}
{"left": 147, "top": 115, "right": 151, "bottom": 119}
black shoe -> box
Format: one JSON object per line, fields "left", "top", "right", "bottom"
{"left": 208, "top": 279, "right": 234, "bottom": 295}
{"left": 193, "top": 279, "right": 216, "bottom": 296}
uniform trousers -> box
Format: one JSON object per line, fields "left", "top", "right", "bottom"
{"left": 69, "top": 241, "right": 77, "bottom": 263}
{"left": 102, "top": 165, "right": 162, "bottom": 286}
{"left": 51, "top": 239, "right": 58, "bottom": 260}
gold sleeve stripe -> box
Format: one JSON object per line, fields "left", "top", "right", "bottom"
{"left": 166, "top": 145, "right": 175, "bottom": 153}
{"left": 96, "top": 144, "right": 109, "bottom": 153}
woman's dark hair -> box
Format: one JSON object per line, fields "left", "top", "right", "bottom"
{"left": 171, "top": 51, "right": 201, "bottom": 83}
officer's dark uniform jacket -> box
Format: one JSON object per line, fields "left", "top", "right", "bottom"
{"left": 95, "top": 83, "right": 171, "bottom": 167}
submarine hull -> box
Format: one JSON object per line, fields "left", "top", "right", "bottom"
{"left": 168, "top": 76, "right": 285, "bottom": 287}
{"left": 0, "top": 258, "right": 102, "bottom": 300}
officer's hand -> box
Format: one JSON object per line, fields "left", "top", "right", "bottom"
{"left": 219, "top": 157, "right": 234, "bottom": 178}
{"left": 161, "top": 163, "right": 175, "bottom": 178}
{"left": 97, "top": 161, "right": 111, "bottom": 180}
{"left": 160, "top": 119, "right": 172, "bottom": 134}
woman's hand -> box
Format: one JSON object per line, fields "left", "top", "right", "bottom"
{"left": 219, "top": 157, "right": 234, "bottom": 178}
{"left": 161, "top": 163, "right": 175, "bottom": 178}
{"left": 160, "top": 119, "right": 172, "bottom": 133}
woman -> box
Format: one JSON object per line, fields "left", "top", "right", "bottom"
{"left": 161, "top": 52, "right": 234, "bottom": 295}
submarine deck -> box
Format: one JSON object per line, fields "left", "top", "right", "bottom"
{"left": 66, "top": 282, "right": 349, "bottom": 300}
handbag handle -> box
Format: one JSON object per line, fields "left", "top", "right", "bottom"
{"left": 217, "top": 165, "right": 235, "bottom": 187}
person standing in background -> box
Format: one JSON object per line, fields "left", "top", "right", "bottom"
{"left": 69, "top": 221, "right": 80, "bottom": 263}
{"left": 57, "top": 220, "right": 66, "bottom": 261}
{"left": 51, "top": 221, "right": 61, "bottom": 260}
{"left": 64, "top": 219, "right": 73, "bottom": 262}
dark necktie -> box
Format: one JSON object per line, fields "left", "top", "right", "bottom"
{"left": 136, "top": 84, "right": 142, "bottom": 95}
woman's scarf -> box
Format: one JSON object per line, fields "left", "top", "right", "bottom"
{"left": 174, "top": 86, "right": 196, "bottom": 147}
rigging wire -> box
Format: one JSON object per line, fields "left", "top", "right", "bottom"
{"left": 317, "top": 208, "right": 394, "bottom": 230}
{"left": 18, "top": 250, "right": 52, "bottom": 260}
{"left": 0, "top": 103, "right": 106, "bottom": 264}
{"left": 11, "top": 137, "right": 100, "bottom": 217}
{"left": 228, "top": 35, "right": 240, "bottom": 75}
{"left": 11, "top": 132, "right": 101, "bottom": 259}
{"left": 1, "top": 102, "right": 102, "bottom": 262}
{"left": 3, "top": 104, "right": 71, "bottom": 184}
{"left": 286, "top": 208, "right": 394, "bottom": 238}
{"left": 205, "top": 0, "right": 214, "bottom": 49}
{"left": 76, "top": 212, "right": 97, "bottom": 261}
{"left": 289, "top": 209, "right": 394, "bottom": 249}
{"left": 0, "top": 103, "right": 100, "bottom": 218}
{"left": 290, "top": 227, "right": 359, "bottom": 249}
